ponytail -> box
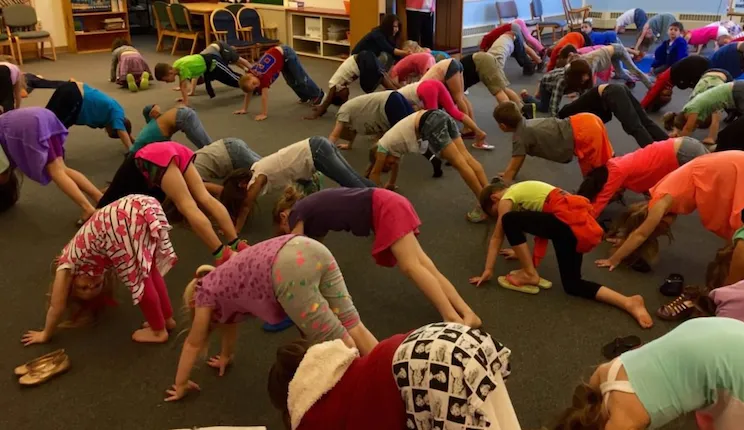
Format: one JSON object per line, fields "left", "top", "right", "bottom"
{"left": 268, "top": 339, "right": 310, "bottom": 430}
{"left": 273, "top": 186, "right": 306, "bottom": 226}
{"left": 552, "top": 383, "right": 605, "bottom": 430}
{"left": 183, "top": 265, "right": 215, "bottom": 323}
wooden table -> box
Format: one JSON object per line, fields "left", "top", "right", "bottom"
{"left": 182, "top": 2, "right": 226, "bottom": 45}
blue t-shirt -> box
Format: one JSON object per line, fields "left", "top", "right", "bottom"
{"left": 589, "top": 30, "right": 618, "bottom": 46}
{"left": 76, "top": 83, "right": 127, "bottom": 131}
{"left": 130, "top": 119, "right": 168, "bottom": 153}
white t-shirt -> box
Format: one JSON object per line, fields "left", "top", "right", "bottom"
{"left": 328, "top": 55, "right": 360, "bottom": 91}
{"left": 488, "top": 35, "right": 515, "bottom": 68}
{"left": 376, "top": 112, "right": 421, "bottom": 157}
{"left": 336, "top": 91, "right": 392, "bottom": 135}
{"left": 616, "top": 9, "right": 636, "bottom": 29}
{"left": 398, "top": 82, "right": 422, "bottom": 107}
{"left": 249, "top": 139, "right": 315, "bottom": 195}
{"left": 421, "top": 58, "right": 452, "bottom": 82}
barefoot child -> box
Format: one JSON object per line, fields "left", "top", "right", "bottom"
{"left": 22, "top": 195, "right": 178, "bottom": 345}
{"left": 220, "top": 137, "right": 374, "bottom": 232}
{"left": 651, "top": 22, "right": 688, "bottom": 75}
{"left": 99, "top": 141, "right": 248, "bottom": 266}
{"left": 274, "top": 187, "right": 482, "bottom": 327}
{"left": 470, "top": 179, "right": 653, "bottom": 328}
{"left": 267, "top": 323, "right": 516, "bottom": 429}
{"left": 555, "top": 318, "right": 744, "bottom": 429}
{"left": 153, "top": 53, "right": 242, "bottom": 107}
{"left": 597, "top": 152, "right": 744, "bottom": 271}
{"left": 110, "top": 38, "right": 151, "bottom": 92}
{"left": 559, "top": 84, "right": 668, "bottom": 148}
{"left": 164, "top": 235, "right": 379, "bottom": 401}
{"left": 0, "top": 58, "right": 23, "bottom": 112}
{"left": 131, "top": 104, "right": 212, "bottom": 152}
{"left": 45, "top": 81, "right": 133, "bottom": 150}
{"left": 0, "top": 107, "right": 100, "bottom": 218}
{"left": 577, "top": 137, "right": 709, "bottom": 216}
{"left": 494, "top": 102, "right": 614, "bottom": 182}
{"left": 235, "top": 45, "right": 324, "bottom": 120}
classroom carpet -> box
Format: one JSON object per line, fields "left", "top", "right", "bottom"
{"left": 0, "top": 35, "right": 708, "bottom": 429}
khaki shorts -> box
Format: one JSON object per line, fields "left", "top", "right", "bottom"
{"left": 473, "top": 52, "right": 509, "bottom": 95}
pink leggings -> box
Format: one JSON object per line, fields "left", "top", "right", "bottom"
{"left": 514, "top": 19, "right": 544, "bottom": 53}
{"left": 136, "top": 267, "right": 172, "bottom": 331}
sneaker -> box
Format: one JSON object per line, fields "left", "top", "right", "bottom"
{"left": 231, "top": 239, "right": 250, "bottom": 252}
{"left": 472, "top": 141, "right": 495, "bottom": 150}
{"left": 466, "top": 206, "right": 488, "bottom": 223}
{"left": 139, "top": 72, "right": 150, "bottom": 90}
{"left": 214, "top": 247, "right": 235, "bottom": 267}
{"left": 126, "top": 73, "right": 138, "bottom": 92}
{"left": 521, "top": 103, "right": 536, "bottom": 120}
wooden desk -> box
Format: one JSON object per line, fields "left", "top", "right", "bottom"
{"left": 182, "top": 2, "right": 226, "bottom": 44}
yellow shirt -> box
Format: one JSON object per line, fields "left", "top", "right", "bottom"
{"left": 501, "top": 181, "right": 555, "bottom": 212}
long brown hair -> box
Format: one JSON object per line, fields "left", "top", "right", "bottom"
{"left": 220, "top": 168, "right": 253, "bottom": 220}
{"left": 564, "top": 59, "right": 593, "bottom": 93}
{"left": 478, "top": 177, "right": 508, "bottom": 217}
{"left": 609, "top": 202, "right": 674, "bottom": 267}
{"left": 50, "top": 257, "right": 117, "bottom": 328}
{"left": 553, "top": 383, "right": 606, "bottom": 430}
{"left": 273, "top": 186, "right": 305, "bottom": 227}
{"left": 268, "top": 339, "right": 311, "bottom": 430}
{"left": 706, "top": 243, "right": 734, "bottom": 290}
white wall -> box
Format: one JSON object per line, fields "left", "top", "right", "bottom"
{"left": 35, "top": 0, "right": 68, "bottom": 47}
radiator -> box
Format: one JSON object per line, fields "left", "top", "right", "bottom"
{"left": 591, "top": 11, "right": 722, "bottom": 30}
{"left": 461, "top": 15, "right": 565, "bottom": 49}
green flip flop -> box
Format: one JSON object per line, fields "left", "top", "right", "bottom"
{"left": 497, "top": 275, "right": 540, "bottom": 295}
{"left": 509, "top": 270, "right": 552, "bottom": 289}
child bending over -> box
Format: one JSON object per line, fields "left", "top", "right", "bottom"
{"left": 580, "top": 21, "right": 618, "bottom": 45}
{"left": 164, "top": 235, "right": 378, "bottom": 401}
{"left": 521, "top": 58, "right": 594, "bottom": 117}
{"left": 0, "top": 57, "right": 23, "bottom": 112}
{"left": 614, "top": 8, "right": 647, "bottom": 33}
{"left": 634, "top": 12, "right": 676, "bottom": 52}
{"left": 110, "top": 38, "right": 151, "bottom": 92}
{"left": 154, "top": 52, "right": 242, "bottom": 107}
{"left": 640, "top": 55, "right": 711, "bottom": 111}
{"left": 132, "top": 103, "right": 212, "bottom": 152}
{"left": 684, "top": 24, "right": 732, "bottom": 54}
{"left": 470, "top": 179, "right": 653, "bottom": 328}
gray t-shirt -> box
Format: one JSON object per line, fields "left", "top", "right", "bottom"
{"left": 583, "top": 48, "right": 612, "bottom": 74}
{"left": 648, "top": 13, "right": 676, "bottom": 40}
{"left": 512, "top": 118, "right": 575, "bottom": 163}
{"left": 487, "top": 34, "right": 514, "bottom": 68}
{"left": 194, "top": 140, "right": 232, "bottom": 183}
{"left": 336, "top": 91, "right": 392, "bottom": 136}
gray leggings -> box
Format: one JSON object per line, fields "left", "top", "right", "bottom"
{"left": 610, "top": 43, "right": 652, "bottom": 89}
{"left": 273, "top": 236, "right": 360, "bottom": 343}
{"left": 676, "top": 136, "right": 710, "bottom": 165}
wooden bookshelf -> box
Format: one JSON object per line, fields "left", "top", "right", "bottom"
{"left": 63, "top": 1, "right": 132, "bottom": 53}
{"left": 287, "top": 7, "right": 350, "bottom": 62}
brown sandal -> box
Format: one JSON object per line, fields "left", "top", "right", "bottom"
{"left": 656, "top": 293, "right": 696, "bottom": 321}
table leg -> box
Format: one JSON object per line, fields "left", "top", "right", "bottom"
{"left": 204, "top": 13, "right": 211, "bottom": 45}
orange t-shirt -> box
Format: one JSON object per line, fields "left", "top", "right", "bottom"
{"left": 547, "top": 32, "right": 586, "bottom": 71}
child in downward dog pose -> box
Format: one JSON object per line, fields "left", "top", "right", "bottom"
{"left": 574, "top": 44, "right": 653, "bottom": 89}
{"left": 110, "top": 38, "right": 151, "bottom": 92}
{"left": 577, "top": 137, "right": 709, "bottom": 216}
{"left": 558, "top": 84, "right": 668, "bottom": 148}
{"left": 268, "top": 323, "right": 517, "bottom": 430}
{"left": 615, "top": 8, "right": 647, "bottom": 34}
{"left": 580, "top": 21, "right": 619, "bottom": 46}
{"left": 596, "top": 152, "right": 744, "bottom": 271}
{"left": 555, "top": 318, "right": 744, "bottom": 429}
{"left": 664, "top": 81, "right": 744, "bottom": 144}
{"left": 494, "top": 102, "right": 614, "bottom": 182}
{"left": 131, "top": 104, "right": 212, "bottom": 152}
{"left": 236, "top": 45, "right": 325, "bottom": 120}
{"left": 480, "top": 18, "right": 545, "bottom": 56}
{"left": 640, "top": 55, "right": 711, "bottom": 112}
{"left": 99, "top": 141, "right": 248, "bottom": 266}
{"left": 0, "top": 107, "right": 101, "bottom": 218}
{"left": 710, "top": 41, "right": 744, "bottom": 79}
{"left": 481, "top": 22, "right": 544, "bottom": 74}
{"left": 546, "top": 31, "right": 590, "bottom": 71}
{"left": 650, "top": 22, "right": 688, "bottom": 75}
{"left": 22, "top": 194, "right": 178, "bottom": 345}
{"left": 193, "top": 137, "right": 262, "bottom": 196}
{"left": 154, "top": 52, "right": 242, "bottom": 107}
{"left": 164, "top": 235, "right": 379, "bottom": 401}
{"left": 684, "top": 23, "right": 731, "bottom": 54}
{"left": 389, "top": 51, "right": 435, "bottom": 84}
{"left": 0, "top": 58, "right": 23, "bottom": 112}
{"left": 221, "top": 137, "right": 373, "bottom": 232}
{"left": 274, "top": 187, "right": 482, "bottom": 327}
{"left": 470, "top": 179, "right": 653, "bottom": 328}
{"left": 634, "top": 12, "right": 677, "bottom": 52}
{"left": 521, "top": 59, "right": 594, "bottom": 117}
{"left": 457, "top": 52, "right": 526, "bottom": 115}
{"left": 419, "top": 58, "right": 474, "bottom": 133}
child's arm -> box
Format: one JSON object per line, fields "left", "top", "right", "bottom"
{"left": 165, "top": 307, "right": 211, "bottom": 401}
{"left": 679, "top": 112, "right": 698, "bottom": 136}
{"left": 110, "top": 55, "right": 119, "bottom": 83}
{"left": 634, "top": 24, "right": 650, "bottom": 51}
{"left": 704, "top": 111, "right": 721, "bottom": 144}
{"left": 234, "top": 93, "right": 251, "bottom": 115}
{"left": 470, "top": 200, "right": 514, "bottom": 286}
{"left": 178, "top": 78, "right": 190, "bottom": 106}
{"left": 725, "top": 239, "right": 744, "bottom": 285}
{"left": 13, "top": 79, "right": 22, "bottom": 109}
{"left": 22, "top": 269, "right": 72, "bottom": 345}
{"left": 305, "top": 87, "right": 335, "bottom": 120}
{"left": 117, "top": 129, "right": 132, "bottom": 151}
{"left": 235, "top": 179, "right": 264, "bottom": 232}
{"left": 385, "top": 163, "right": 399, "bottom": 190}
{"left": 501, "top": 156, "right": 526, "bottom": 183}
{"left": 207, "top": 323, "right": 238, "bottom": 376}
{"left": 204, "top": 182, "right": 224, "bottom": 198}
{"left": 369, "top": 152, "right": 388, "bottom": 186}
{"left": 190, "top": 78, "right": 197, "bottom": 96}
{"left": 328, "top": 121, "right": 345, "bottom": 143}
{"left": 256, "top": 87, "right": 269, "bottom": 121}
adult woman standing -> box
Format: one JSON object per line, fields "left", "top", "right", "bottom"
{"left": 406, "top": 0, "right": 435, "bottom": 49}
{"left": 352, "top": 14, "right": 410, "bottom": 69}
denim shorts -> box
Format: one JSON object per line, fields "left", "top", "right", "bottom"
{"left": 676, "top": 137, "right": 709, "bottom": 166}
{"left": 419, "top": 109, "right": 460, "bottom": 153}
{"left": 444, "top": 59, "right": 464, "bottom": 80}
{"left": 224, "top": 137, "right": 261, "bottom": 170}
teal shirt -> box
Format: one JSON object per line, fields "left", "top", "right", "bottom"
{"left": 620, "top": 318, "right": 744, "bottom": 428}
{"left": 130, "top": 120, "right": 168, "bottom": 153}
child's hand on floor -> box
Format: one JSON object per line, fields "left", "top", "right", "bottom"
{"left": 254, "top": 114, "right": 267, "bottom": 121}
{"left": 164, "top": 380, "right": 201, "bottom": 402}
{"left": 233, "top": 109, "right": 247, "bottom": 115}
{"left": 469, "top": 269, "right": 493, "bottom": 287}
{"left": 21, "top": 329, "right": 50, "bottom": 346}
{"left": 499, "top": 249, "right": 517, "bottom": 259}
{"left": 207, "top": 354, "right": 233, "bottom": 376}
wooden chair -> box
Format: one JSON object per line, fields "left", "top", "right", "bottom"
{"left": 530, "top": 0, "right": 565, "bottom": 43}
{"left": 561, "top": 0, "right": 590, "bottom": 31}
{"left": 0, "top": 18, "right": 16, "bottom": 62}
{"left": 237, "top": 7, "right": 279, "bottom": 60}
{"left": 152, "top": 1, "right": 178, "bottom": 52}
{"left": 2, "top": 3, "right": 53, "bottom": 65}
{"left": 210, "top": 9, "right": 254, "bottom": 59}
{"left": 494, "top": 1, "right": 542, "bottom": 44}
{"left": 169, "top": 3, "right": 204, "bottom": 55}
{"left": 225, "top": 3, "right": 245, "bottom": 16}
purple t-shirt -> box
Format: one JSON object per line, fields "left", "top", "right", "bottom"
{"left": 194, "top": 234, "right": 295, "bottom": 325}
{"left": 288, "top": 188, "right": 375, "bottom": 238}
{"left": 0, "top": 107, "right": 68, "bottom": 185}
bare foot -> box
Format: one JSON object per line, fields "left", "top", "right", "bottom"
{"left": 336, "top": 142, "right": 351, "bottom": 150}
{"left": 510, "top": 269, "right": 540, "bottom": 286}
{"left": 142, "top": 318, "right": 177, "bottom": 331}
{"left": 132, "top": 327, "right": 169, "bottom": 343}
{"left": 626, "top": 295, "right": 654, "bottom": 329}
{"left": 463, "top": 313, "right": 482, "bottom": 328}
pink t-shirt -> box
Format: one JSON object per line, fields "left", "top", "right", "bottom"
{"left": 194, "top": 234, "right": 296, "bottom": 324}
{"left": 710, "top": 280, "right": 744, "bottom": 322}
{"left": 134, "top": 141, "right": 195, "bottom": 173}
{"left": 593, "top": 139, "right": 678, "bottom": 215}
{"left": 416, "top": 79, "right": 464, "bottom": 121}
{"left": 390, "top": 52, "right": 435, "bottom": 82}
{"left": 650, "top": 151, "right": 744, "bottom": 239}
{"left": 687, "top": 25, "right": 723, "bottom": 45}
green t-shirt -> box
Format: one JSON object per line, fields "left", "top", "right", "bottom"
{"left": 682, "top": 82, "right": 734, "bottom": 121}
{"left": 173, "top": 54, "right": 208, "bottom": 80}
{"left": 690, "top": 73, "right": 727, "bottom": 100}
{"left": 501, "top": 180, "right": 556, "bottom": 212}
{"left": 734, "top": 225, "right": 744, "bottom": 243}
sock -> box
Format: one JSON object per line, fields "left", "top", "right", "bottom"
{"left": 228, "top": 238, "right": 243, "bottom": 251}
{"left": 212, "top": 244, "right": 225, "bottom": 258}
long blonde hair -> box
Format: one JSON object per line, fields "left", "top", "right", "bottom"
{"left": 609, "top": 202, "right": 674, "bottom": 266}
{"left": 553, "top": 383, "right": 606, "bottom": 430}
{"left": 183, "top": 265, "right": 216, "bottom": 322}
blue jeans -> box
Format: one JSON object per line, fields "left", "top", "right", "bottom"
{"left": 510, "top": 23, "right": 529, "bottom": 67}
{"left": 524, "top": 83, "right": 551, "bottom": 113}
{"left": 308, "top": 136, "right": 375, "bottom": 188}
{"left": 282, "top": 46, "right": 323, "bottom": 102}
{"left": 634, "top": 8, "right": 648, "bottom": 31}
{"left": 175, "top": 107, "right": 212, "bottom": 149}
{"left": 224, "top": 137, "right": 262, "bottom": 170}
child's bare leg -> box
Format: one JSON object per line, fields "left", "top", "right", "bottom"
{"left": 453, "top": 138, "right": 487, "bottom": 187}
{"left": 392, "top": 233, "right": 465, "bottom": 323}
{"left": 182, "top": 165, "right": 239, "bottom": 241}
{"left": 46, "top": 158, "right": 96, "bottom": 218}
{"left": 504, "top": 88, "right": 522, "bottom": 105}
{"left": 495, "top": 91, "right": 510, "bottom": 104}
{"left": 447, "top": 72, "right": 472, "bottom": 132}
{"left": 595, "top": 286, "right": 654, "bottom": 328}
{"left": 510, "top": 243, "right": 541, "bottom": 284}
{"left": 65, "top": 167, "right": 102, "bottom": 203}
{"left": 525, "top": 44, "right": 541, "bottom": 63}
{"left": 441, "top": 146, "right": 483, "bottom": 198}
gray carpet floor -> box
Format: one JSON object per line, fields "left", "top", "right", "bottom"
{"left": 1, "top": 35, "right": 710, "bottom": 429}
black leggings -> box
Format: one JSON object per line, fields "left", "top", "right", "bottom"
{"left": 98, "top": 156, "right": 165, "bottom": 208}
{"left": 24, "top": 74, "right": 68, "bottom": 93}
{"left": 559, "top": 84, "right": 667, "bottom": 148}
{"left": 501, "top": 211, "right": 602, "bottom": 299}
{"left": 0, "top": 66, "right": 14, "bottom": 113}
{"left": 202, "top": 53, "right": 241, "bottom": 98}
{"left": 716, "top": 115, "right": 744, "bottom": 152}
{"left": 45, "top": 82, "right": 83, "bottom": 128}
{"left": 406, "top": 9, "right": 434, "bottom": 48}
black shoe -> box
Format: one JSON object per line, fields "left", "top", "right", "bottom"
{"left": 522, "top": 62, "right": 536, "bottom": 76}
{"left": 660, "top": 273, "right": 684, "bottom": 297}
{"left": 521, "top": 103, "right": 536, "bottom": 120}
{"left": 431, "top": 157, "right": 443, "bottom": 178}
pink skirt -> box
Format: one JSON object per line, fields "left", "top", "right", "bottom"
{"left": 371, "top": 189, "right": 421, "bottom": 267}
{"left": 116, "top": 53, "right": 151, "bottom": 85}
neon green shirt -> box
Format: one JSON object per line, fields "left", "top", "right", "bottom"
{"left": 173, "top": 55, "right": 207, "bottom": 80}
{"left": 501, "top": 180, "right": 556, "bottom": 212}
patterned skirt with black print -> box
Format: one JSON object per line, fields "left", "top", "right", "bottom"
{"left": 392, "top": 322, "right": 512, "bottom": 430}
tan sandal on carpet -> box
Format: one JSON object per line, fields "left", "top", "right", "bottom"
{"left": 14, "top": 349, "right": 65, "bottom": 377}
{"left": 18, "top": 353, "right": 70, "bottom": 386}
{"left": 497, "top": 274, "right": 540, "bottom": 295}
{"left": 509, "top": 270, "right": 552, "bottom": 289}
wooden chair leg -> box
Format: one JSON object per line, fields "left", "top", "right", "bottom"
{"left": 171, "top": 36, "right": 179, "bottom": 56}
{"left": 37, "top": 41, "right": 42, "bottom": 60}
{"left": 50, "top": 38, "right": 56, "bottom": 61}
{"left": 15, "top": 39, "right": 22, "bottom": 65}
{"left": 190, "top": 37, "right": 197, "bottom": 55}
{"left": 156, "top": 31, "right": 164, "bottom": 52}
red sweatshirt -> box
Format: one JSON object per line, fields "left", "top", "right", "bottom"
{"left": 479, "top": 23, "right": 513, "bottom": 51}
{"left": 297, "top": 334, "right": 408, "bottom": 430}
